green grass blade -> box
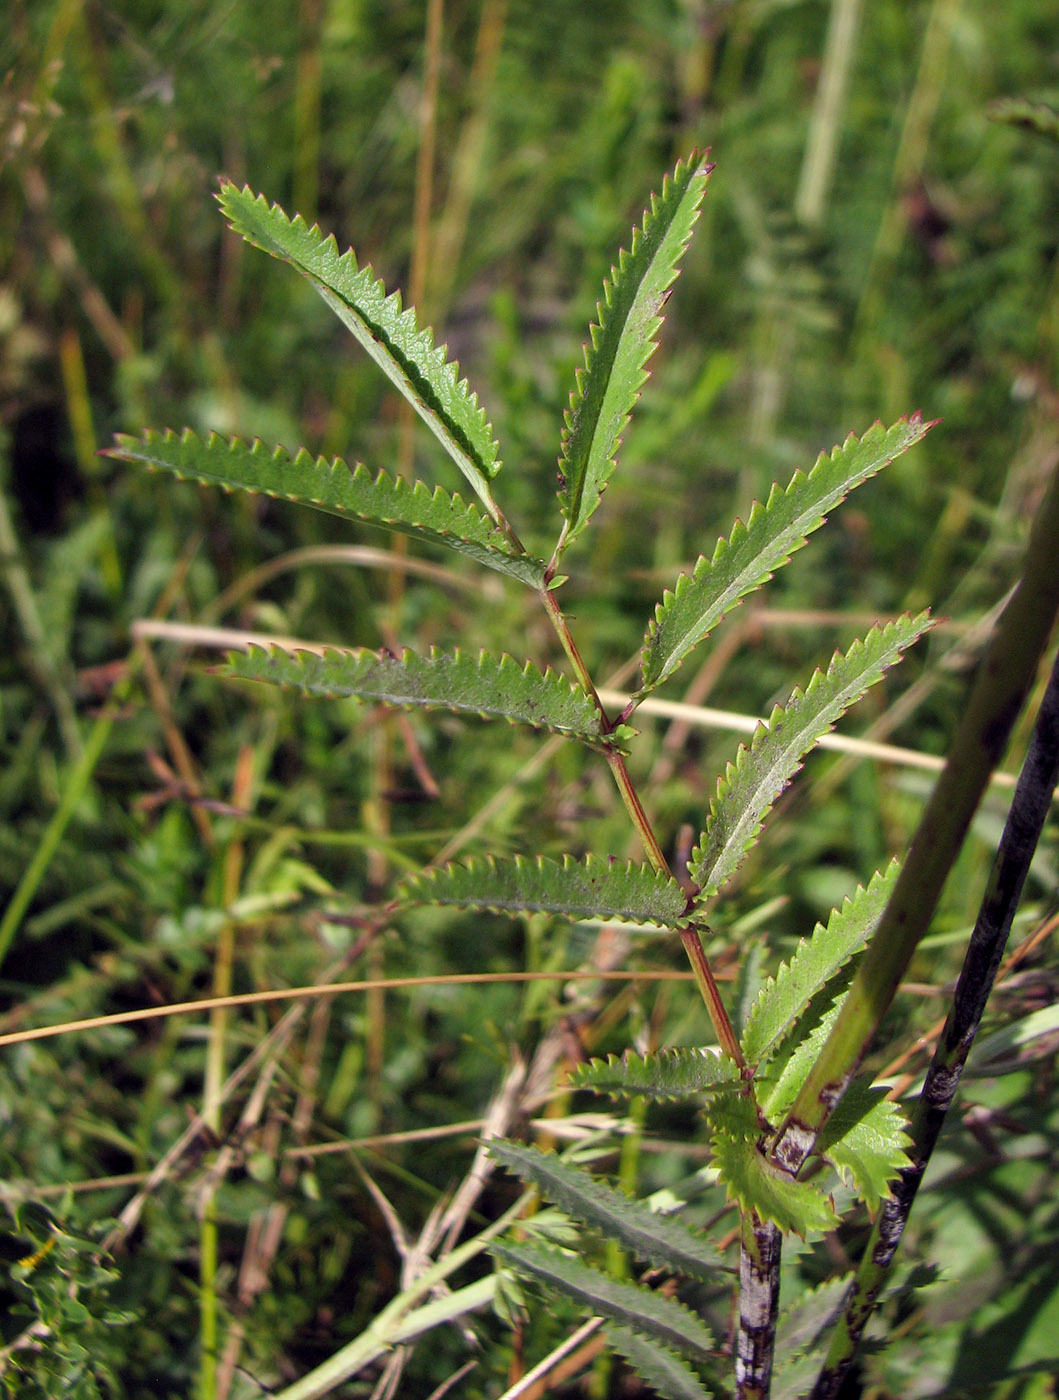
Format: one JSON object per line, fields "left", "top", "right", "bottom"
{"left": 399, "top": 854, "right": 686, "bottom": 924}
{"left": 489, "top": 1141, "right": 724, "bottom": 1281}
{"left": 107, "top": 429, "right": 546, "bottom": 587}
{"left": 495, "top": 1244, "right": 715, "bottom": 1363}
{"left": 218, "top": 182, "right": 503, "bottom": 515}
{"left": 557, "top": 153, "right": 713, "bottom": 554}
{"left": 226, "top": 644, "right": 608, "bottom": 744}
{"left": 640, "top": 416, "right": 935, "bottom": 693}
{"left": 741, "top": 861, "right": 901, "bottom": 1067}
{"left": 690, "top": 614, "right": 932, "bottom": 900}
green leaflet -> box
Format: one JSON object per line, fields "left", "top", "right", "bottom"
{"left": 690, "top": 615, "right": 931, "bottom": 900}
{"left": 605, "top": 1326, "right": 716, "bottom": 1400}
{"left": 639, "top": 416, "right": 935, "bottom": 692}
{"left": 107, "top": 429, "right": 546, "bottom": 588}
{"left": 816, "top": 1079, "right": 911, "bottom": 1213}
{"left": 494, "top": 1245, "right": 716, "bottom": 1363}
{"left": 569, "top": 1047, "right": 744, "bottom": 1102}
{"left": 489, "top": 1141, "right": 724, "bottom": 1281}
{"left": 226, "top": 644, "right": 612, "bottom": 745}
{"left": 707, "top": 1094, "right": 838, "bottom": 1237}
{"left": 760, "top": 997, "right": 844, "bottom": 1125}
{"left": 399, "top": 854, "right": 686, "bottom": 925}
{"left": 557, "top": 154, "right": 713, "bottom": 554}
{"left": 218, "top": 182, "right": 503, "bottom": 515}
{"left": 741, "top": 861, "right": 901, "bottom": 1067}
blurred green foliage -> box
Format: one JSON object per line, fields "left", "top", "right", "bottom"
{"left": 2, "top": 1, "right": 1059, "bottom": 1395}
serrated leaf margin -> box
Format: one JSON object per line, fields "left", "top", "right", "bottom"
{"left": 639, "top": 416, "right": 935, "bottom": 692}
{"left": 399, "top": 854, "right": 687, "bottom": 925}
{"left": 494, "top": 1244, "right": 715, "bottom": 1363}
{"left": 489, "top": 1141, "right": 723, "bottom": 1281}
{"left": 568, "top": 1047, "right": 744, "bottom": 1103}
{"left": 557, "top": 153, "right": 712, "bottom": 552}
{"left": 689, "top": 614, "right": 931, "bottom": 900}
{"left": 225, "top": 644, "right": 611, "bottom": 744}
{"left": 107, "top": 428, "right": 546, "bottom": 586}
{"left": 218, "top": 182, "right": 503, "bottom": 513}
{"left": 741, "top": 860, "right": 901, "bottom": 1067}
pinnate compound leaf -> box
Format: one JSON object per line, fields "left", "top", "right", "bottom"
{"left": 494, "top": 1245, "right": 715, "bottom": 1363}
{"left": 108, "top": 429, "right": 545, "bottom": 587}
{"left": 489, "top": 1141, "right": 724, "bottom": 1281}
{"left": 219, "top": 182, "right": 502, "bottom": 511}
{"left": 569, "top": 1047, "right": 743, "bottom": 1103}
{"left": 400, "top": 855, "right": 686, "bottom": 925}
{"left": 226, "top": 644, "right": 609, "bottom": 744}
{"left": 689, "top": 615, "right": 931, "bottom": 900}
{"left": 817, "top": 1078, "right": 910, "bottom": 1212}
{"left": 640, "top": 416, "right": 934, "bottom": 692}
{"left": 605, "top": 1326, "right": 715, "bottom": 1400}
{"left": 557, "top": 154, "right": 713, "bottom": 553}
{"left": 741, "top": 860, "right": 901, "bottom": 1067}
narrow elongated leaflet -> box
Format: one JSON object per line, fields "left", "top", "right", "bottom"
{"left": 570, "top": 1045, "right": 744, "bottom": 1101}
{"left": 690, "top": 616, "right": 930, "bottom": 900}
{"left": 640, "top": 417, "right": 934, "bottom": 693}
{"left": 488, "top": 1141, "right": 724, "bottom": 1281}
{"left": 226, "top": 644, "right": 612, "bottom": 745}
{"left": 399, "top": 853, "right": 686, "bottom": 925}
{"left": 605, "top": 1327, "right": 715, "bottom": 1400}
{"left": 107, "top": 429, "right": 548, "bottom": 587}
{"left": 495, "top": 1244, "right": 716, "bottom": 1363}
{"left": 741, "top": 860, "right": 900, "bottom": 1066}
{"left": 557, "top": 153, "right": 713, "bottom": 553}
{"left": 218, "top": 182, "right": 505, "bottom": 519}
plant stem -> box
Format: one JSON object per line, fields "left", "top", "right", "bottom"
{"left": 540, "top": 585, "right": 743, "bottom": 1063}
{"left": 769, "top": 458, "right": 1059, "bottom": 1178}
{"left": 678, "top": 924, "right": 744, "bottom": 1068}
{"left": 736, "top": 1212, "right": 782, "bottom": 1400}
{"left": 811, "top": 641, "right": 1059, "bottom": 1399}
{"left": 608, "top": 733, "right": 740, "bottom": 1062}
{"left": 538, "top": 584, "right": 606, "bottom": 710}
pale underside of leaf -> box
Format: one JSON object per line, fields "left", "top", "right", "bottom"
{"left": 606, "top": 1325, "right": 716, "bottom": 1400}
{"left": 639, "top": 415, "right": 935, "bottom": 693}
{"left": 557, "top": 153, "right": 713, "bottom": 553}
{"left": 741, "top": 860, "right": 901, "bottom": 1068}
{"left": 494, "top": 1244, "right": 716, "bottom": 1363}
{"left": 218, "top": 182, "right": 502, "bottom": 513}
{"left": 107, "top": 429, "right": 546, "bottom": 587}
{"left": 689, "top": 613, "right": 932, "bottom": 900}
{"left": 400, "top": 855, "right": 687, "bottom": 925}
{"left": 568, "top": 1047, "right": 744, "bottom": 1102}
{"left": 226, "top": 644, "right": 610, "bottom": 744}
{"left": 489, "top": 1141, "right": 724, "bottom": 1281}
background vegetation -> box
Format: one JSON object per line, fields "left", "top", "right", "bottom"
{"left": 2, "top": 1, "right": 1058, "bottom": 1396}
